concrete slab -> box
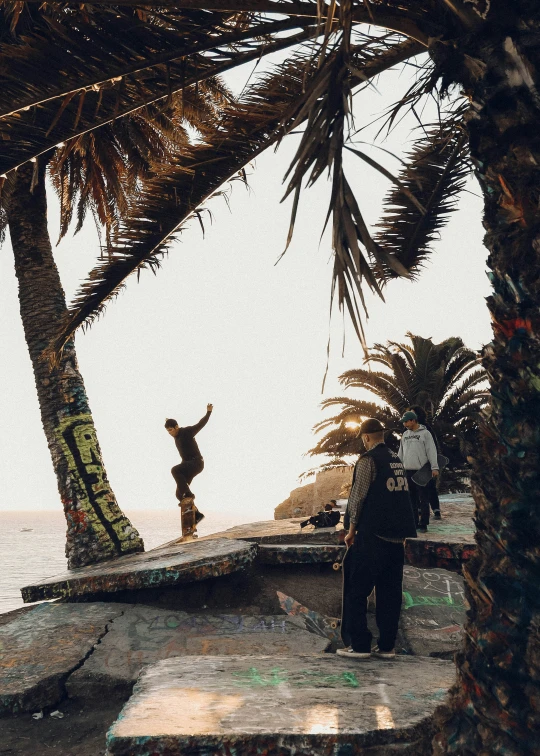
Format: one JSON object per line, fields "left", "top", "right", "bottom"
{"left": 276, "top": 563, "right": 466, "bottom": 659}
{"left": 0, "top": 603, "right": 124, "bottom": 715}
{"left": 21, "top": 538, "right": 257, "bottom": 603}
{"left": 67, "top": 607, "right": 329, "bottom": 699}
{"left": 405, "top": 499, "right": 475, "bottom": 572}
{"left": 400, "top": 567, "right": 465, "bottom": 658}
{"left": 200, "top": 519, "right": 343, "bottom": 544}
{"left": 106, "top": 654, "right": 455, "bottom": 755}
{"left": 203, "top": 498, "right": 475, "bottom": 572}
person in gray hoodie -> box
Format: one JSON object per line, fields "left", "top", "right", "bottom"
{"left": 398, "top": 411, "right": 439, "bottom": 532}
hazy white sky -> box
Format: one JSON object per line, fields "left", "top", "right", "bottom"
{"left": 0, "top": 51, "right": 492, "bottom": 523}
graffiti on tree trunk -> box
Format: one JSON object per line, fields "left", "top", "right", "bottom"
{"left": 56, "top": 414, "right": 140, "bottom": 553}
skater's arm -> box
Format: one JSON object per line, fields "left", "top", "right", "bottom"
{"left": 188, "top": 405, "right": 213, "bottom": 435}
{"left": 345, "top": 458, "right": 375, "bottom": 546}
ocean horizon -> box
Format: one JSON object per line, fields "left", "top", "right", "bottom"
{"left": 0, "top": 509, "right": 243, "bottom": 615}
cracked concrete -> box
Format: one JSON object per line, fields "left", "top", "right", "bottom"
{"left": 67, "top": 607, "right": 330, "bottom": 699}
{"left": 0, "top": 603, "right": 125, "bottom": 715}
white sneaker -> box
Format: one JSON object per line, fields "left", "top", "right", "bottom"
{"left": 336, "top": 647, "right": 371, "bottom": 659}
{"left": 372, "top": 646, "right": 396, "bottom": 659}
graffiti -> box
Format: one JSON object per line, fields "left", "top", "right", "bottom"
{"left": 125, "top": 612, "right": 289, "bottom": 645}
{"left": 232, "top": 666, "right": 360, "bottom": 689}
{"left": 402, "top": 591, "right": 465, "bottom": 611}
{"left": 277, "top": 591, "right": 341, "bottom": 643}
{"left": 56, "top": 414, "right": 142, "bottom": 553}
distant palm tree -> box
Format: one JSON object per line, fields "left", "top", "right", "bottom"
{"left": 307, "top": 333, "right": 487, "bottom": 465}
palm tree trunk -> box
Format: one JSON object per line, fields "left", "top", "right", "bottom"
{"left": 433, "top": 18, "right": 540, "bottom": 756}
{"left": 7, "top": 161, "right": 144, "bottom": 569}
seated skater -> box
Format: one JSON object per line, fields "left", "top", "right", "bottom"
{"left": 165, "top": 403, "right": 213, "bottom": 539}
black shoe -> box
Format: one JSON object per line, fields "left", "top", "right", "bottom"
{"left": 434, "top": 511, "right": 442, "bottom": 520}
{"left": 417, "top": 525, "right": 428, "bottom": 533}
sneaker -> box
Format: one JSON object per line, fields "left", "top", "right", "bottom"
{"left": 336, "top": 647, "right": 371, "bottom": 660}
{"left": 417, "top": 525, "right": 428, "bottom": 533}
{"left": 434, "top": 511, "right": 442, "bottom": 520}
{"left": 372, "top": 646, "right": 396, "bottom": 659}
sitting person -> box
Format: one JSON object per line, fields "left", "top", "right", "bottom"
{"left": 300, "top": 501, "right": 341, "bottom": 529}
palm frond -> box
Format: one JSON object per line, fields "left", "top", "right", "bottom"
{"left": 0, "top": 13, "right": 316, "bottom": 175}
{"left": 373, "top": 114, "right": 471, "bottom": 279}
{"left": 309, "top": 332, "right": 487, "bottom": 463}
{"left": 48, "top": 36, "right": 422, "bottom": 358}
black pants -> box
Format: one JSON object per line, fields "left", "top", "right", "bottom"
{"left": 171, "top": 458, "right": 204, "bottom": 501}
{"left": 342, "top": 534, "right": 404, "bottom": 653}
{"left": 406, "top": 471, "right": 430, "bottom": 527}
{"left": 426, "top": 477, "right": 440, "bottom": 513}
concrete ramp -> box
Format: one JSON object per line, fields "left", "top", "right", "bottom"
{"left": 21, "top": 538, "right": 257, "bottom": 603}
{"left": 106, "top": 654, "right": 455, "bottom": 755}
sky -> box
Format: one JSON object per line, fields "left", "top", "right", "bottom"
{"left": 0, "top": 49, "right": 492, "bottom": 523}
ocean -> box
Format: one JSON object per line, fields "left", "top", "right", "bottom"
{"left": 0, "top": 509, "right": 242, "bottom": 615}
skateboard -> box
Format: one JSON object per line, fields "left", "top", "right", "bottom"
{"left": 339, "top": 545, "right": 353, "bottom": 647}
{"left": 179, "top": 497, "right": 198, "bottom": 541}
{"left": 333, "top": 528, "right": 347, "bottom": 570}
{"left": 412, "top": 455, "right": 449, "bottom": 486}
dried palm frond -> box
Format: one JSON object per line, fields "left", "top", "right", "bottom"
{"left": 48, "top": 35, "right": 423, "bottom": 359}
{"left": 373, "top": 113, "right": 471, "bottom": 279}
{"left": 0, "top": 4, "right": 316, "bottom": 174}
{"left": 48, "top": 81, "right": 227, "bottom": 246}
{"left": 277, "top": 19, "right": 416, "bottom": 348}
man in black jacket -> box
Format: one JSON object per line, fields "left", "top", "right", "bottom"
{"left": 165, "top": 403, "right": 212, "bottom": 537}
{"left": 338, "top": 418, "right": 417, "bottom": 660}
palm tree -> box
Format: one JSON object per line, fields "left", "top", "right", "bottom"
{"left": 2, "top": 1, "right": 540, "bottom": 751}
{"left": 308, "top": 333, "right": 487, "bottom": 465}
{"left": 1, "top": 83, "right": 228, "bottom": 568}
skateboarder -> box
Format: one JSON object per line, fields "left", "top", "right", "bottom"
{"left": 165, "top": 404, "right": 213, "bottom": 539}
{"left": 398, "top": 410, "right": 439, "bottom": 532}
{"left": 338, "top": 418, "right": 417, "bottom": 660}
{"left": 408, "top": 405, "right": 442, "bottom": 520}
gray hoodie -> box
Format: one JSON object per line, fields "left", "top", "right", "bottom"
{"left": 398, "top": 425, "right": 439, "bottom": 471}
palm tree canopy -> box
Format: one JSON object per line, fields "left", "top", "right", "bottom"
{"left": 0, "top": 0, "right": 479, "bottom": 355}
{"left": 308, "top": 332, "right": 488, "bottom": 460}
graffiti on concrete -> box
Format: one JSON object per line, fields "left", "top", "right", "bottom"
{"left": 232, "top": 666, "right": 360, "bottom": 689}
{"left": 277, "top": 591, "right": 341, "bottom": 643}
{"left": 400, "top": 567, "right": 466, "bottom": 655}
{"left": 55, "top": 414, "right": 141, "bottom": 553}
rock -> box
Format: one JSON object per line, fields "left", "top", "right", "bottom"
{"left": 105, "top": 654, "right": 455, "bottom": 755}
{"left": 67, "top": 607, "right": 329, "bottom": 699}
{"left": 21, "top": 537, "right": 257, "bottom": 603}
{"left": 0, "top": 603, "right": 124, "bottom": 715}
{"left": 274, "top": 466, "right": 353, "bottom": 519}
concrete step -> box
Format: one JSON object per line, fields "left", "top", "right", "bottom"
{"left": 105, "top": 654, "right": 455, "bottom": 755}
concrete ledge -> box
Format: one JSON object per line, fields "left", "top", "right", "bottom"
{"left": 106, "top": 654, "right": 455, "bottom": 755}
{"left": 21, "top": 538, "right": 257, "bottom": 603}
